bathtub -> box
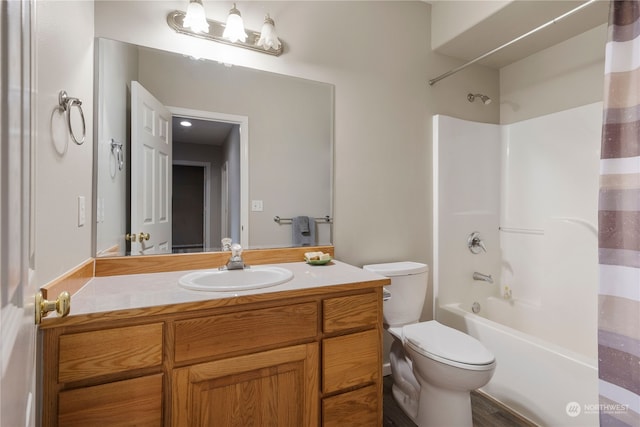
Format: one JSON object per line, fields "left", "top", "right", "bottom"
{"left": 437, "top": 302, "right": 600, "bottom": 427}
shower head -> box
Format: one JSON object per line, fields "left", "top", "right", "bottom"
{"left": 467, "top": 93, "right": 492, "bottom": 105}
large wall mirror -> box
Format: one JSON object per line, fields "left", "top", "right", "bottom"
{"left": 94, "top": 38, "right": 334, "bottom": 257}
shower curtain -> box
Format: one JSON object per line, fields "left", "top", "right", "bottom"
{"left": 598, "top": 1, "right": 640, "bottom": 426}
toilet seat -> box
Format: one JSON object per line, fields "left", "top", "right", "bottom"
{"left": 403, "top": 321, "right": 495, "bottom": 371}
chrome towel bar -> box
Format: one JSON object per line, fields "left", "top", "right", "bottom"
{"left": 274, "top": 216, "right": 332, "bottom": 224}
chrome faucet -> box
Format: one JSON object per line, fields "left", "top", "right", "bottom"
{"left": 467, "top": 232, "right": 487, "bottom": 254}
{"left": 222, "top": 243, "right": 246, "bottom": 270}
{"left": 473, "top": 272, "right": 494, "bottom": 284}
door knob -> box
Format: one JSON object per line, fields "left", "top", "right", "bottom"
{"left": 139, "top": 232, "right": 150, "bottom": 241}
{"left": 125, "top": 233, "right": 137, "bottom": 242}
{"left": 35, "top": 291, "right": 70, "bottom": 325}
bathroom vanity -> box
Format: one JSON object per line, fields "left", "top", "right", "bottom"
{"left": 38, "top": 250, "right": 388, "bottom": 427}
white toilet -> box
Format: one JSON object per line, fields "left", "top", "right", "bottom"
{"left": 363, "top": 262, "right": 496, "bottom": 427}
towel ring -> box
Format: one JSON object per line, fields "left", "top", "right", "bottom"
{"left": 58, "top": 90, "right": 86, "bottom": 145}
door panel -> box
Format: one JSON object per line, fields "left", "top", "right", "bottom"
{"left": 131, "top": 81, "right": 172, "bottom": 255}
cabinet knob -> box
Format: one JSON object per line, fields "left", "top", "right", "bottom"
{"left": 35, "top": 291, "right": 71, "bottom": 324}
{"left": 139, "top": 232, "right": 150, "bottom": 241}
{"left": 125, "top": 233, "right": 137, "bottom": 242}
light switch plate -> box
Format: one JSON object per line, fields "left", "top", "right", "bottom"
{"left": 251, "top": 200, "right": 263, "bottom": 211}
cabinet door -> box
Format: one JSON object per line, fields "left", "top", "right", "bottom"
{"left": 172, "top": 343, "right": 318, "bottom": 427}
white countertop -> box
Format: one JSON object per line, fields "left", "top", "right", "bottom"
{"left": 70, "top": 260, "right": 387, "bottom": 316}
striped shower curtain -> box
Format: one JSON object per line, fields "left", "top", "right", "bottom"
{"left": 598, "top": 1, "right": 640, "bottom": 426}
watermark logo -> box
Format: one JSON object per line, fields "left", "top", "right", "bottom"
{"left": 566, "top": 401, "right": 630, "bottom": 417}
{"left": 566, "top": 402, "right": 581, "bottom": 417}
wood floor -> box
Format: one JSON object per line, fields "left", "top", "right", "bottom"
{"left": 382, "top": 375, "right": 538, "bottom": 427}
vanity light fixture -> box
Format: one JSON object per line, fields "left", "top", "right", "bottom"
{"left": 167, "top": 2, "right": 284, "bottom": 56}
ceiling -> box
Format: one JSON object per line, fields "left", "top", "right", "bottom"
{"left": 172, "top": 116, "right": 235, "bottom": 146}
{"left": 431, "top": 0, "right": 610, "bottom": 69}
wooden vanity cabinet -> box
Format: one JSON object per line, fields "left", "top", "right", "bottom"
{"left": 40, "top": 287, "right": 383, "bottom": 427}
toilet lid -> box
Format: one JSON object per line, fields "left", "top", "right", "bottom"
{"left": 363, "top": 261, "right": 428, "bottom": 277}
{"left": 403, "top": 321, "right": 495, "bottom": 366}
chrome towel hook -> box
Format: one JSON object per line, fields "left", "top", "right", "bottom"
{"left": 58, "top": 90, "right": 86, "bottom": 145}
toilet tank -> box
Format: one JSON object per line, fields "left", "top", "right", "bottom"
{"left": 363, "top": 262, "right": 428, "bottom": 327}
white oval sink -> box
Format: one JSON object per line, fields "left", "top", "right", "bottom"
{"left": 178, "top": 266, "right": 294, "bottom": 292}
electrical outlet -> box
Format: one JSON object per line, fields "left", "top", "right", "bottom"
{"left": 251, "top": 200, "right": 263, "bottom": 211}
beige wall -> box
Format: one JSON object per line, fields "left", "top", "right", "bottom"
{"left": 500, "top": 23, "right": 607, "bottom": 124}
{"left": 34, "top": 0, "right": 94, "bottom": 286}
{"left": 95, "top": 38, "right": 138, "bottom": 256}
{"left": 431, "top": 0, "right": 509, "bottom": 50}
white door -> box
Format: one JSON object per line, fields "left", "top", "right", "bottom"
{"left": 1, "top": 1, "right": 37, "bottom": 426}
{"left": 130, "top": 81, "right": 172, "bottom": 255}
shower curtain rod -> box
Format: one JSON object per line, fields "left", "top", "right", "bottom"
{"left": 428, "top": 0, "right": 599, "bottom": 86}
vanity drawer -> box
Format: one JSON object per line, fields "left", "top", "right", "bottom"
{"left": 58, "top": 374, "right": 163, "bottom": 427}
{"left": 58, "top": 323, "right": 163, "bottom": 383}
{"left": 322, "top": 384, "right": 378, "bottom": 427}
{"left": 174, "top": 302, "right": 318, "bottom": 363}
{"left": 322, "top": 329, "right": 380, "bottom": 394}
{"left": 323, "top": 292, "right": 379, "bottom": 333}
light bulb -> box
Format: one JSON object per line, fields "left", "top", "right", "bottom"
{"left": 183, "top": 0, "right": 209, "bottom": 33}
{"left": 222, "top": 3, "right": 247, "bottom": 43}
{"left": 256, "top": 15, "right": 281, "bottom": 50}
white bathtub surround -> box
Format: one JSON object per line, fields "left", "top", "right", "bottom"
{"left": 433, "top": 102, "right": 602, "bottom": 426}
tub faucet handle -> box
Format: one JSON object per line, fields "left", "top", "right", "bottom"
{"left": 468, "top": 232, "right": 487, "bottom": 254}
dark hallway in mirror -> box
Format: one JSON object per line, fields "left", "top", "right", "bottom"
{"left": 171, "top": 116, "right": 240, "bottom": 253}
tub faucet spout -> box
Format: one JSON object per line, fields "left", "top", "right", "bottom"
{"left": 473, "top": 272, "right": 493, "bottom": 284}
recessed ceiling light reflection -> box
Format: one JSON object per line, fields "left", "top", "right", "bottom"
{"left": 180, "top": 120, "right": 192, "bottom": 127}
